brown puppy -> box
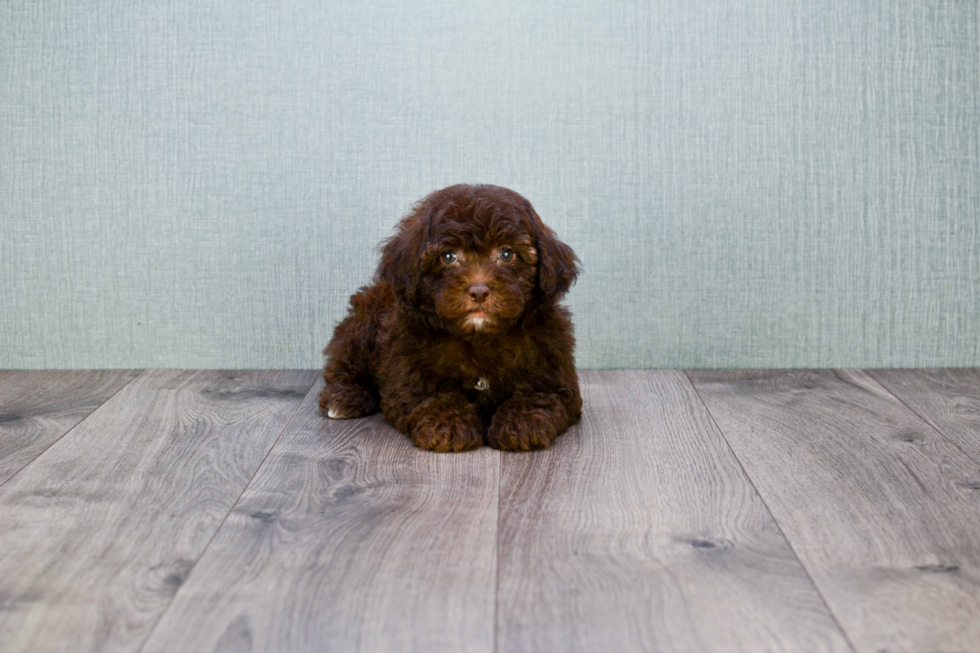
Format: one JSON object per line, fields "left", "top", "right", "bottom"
{"left": 319, "top": 184, "right": 581, "bottom": 452}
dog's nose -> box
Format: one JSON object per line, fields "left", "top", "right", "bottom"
{"left": 468, "top": 284, "right": 491, "bottom": 304}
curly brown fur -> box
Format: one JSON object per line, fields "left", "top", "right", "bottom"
{"left": 320, "top": 184, "right": 582, "bottom": 453}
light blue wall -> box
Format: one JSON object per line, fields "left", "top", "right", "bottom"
{"left": 1, "top": 0, "right": 978, "bottom": 369}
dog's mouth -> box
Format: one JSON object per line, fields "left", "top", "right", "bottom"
{"left": 465, "top": 310, "right": 492, "bottom": 326}
{"left": 459, "top": 309, "right": 498, "bottom": 334}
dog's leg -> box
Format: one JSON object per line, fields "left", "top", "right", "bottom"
{"left": 320, "top": 289, "right": 385, "bottom": 419}
{"left": 321, "top": 342, "right": 379, "bottom": 419}
{"left": 487, "top": 391, "right": 580, "bottom": 451}
{"left": 382, "top": 392, "right": 484, "bottom": 453}
{"left": 319, "top": 372, "right": 377, "bottom": 419}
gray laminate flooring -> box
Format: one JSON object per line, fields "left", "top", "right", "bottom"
{"left": 0, "top": 369, "right": 977, "bottom": 653}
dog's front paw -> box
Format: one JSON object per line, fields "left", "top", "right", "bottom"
{"left": 409, "top": 402, "right": 484, "bottom": 453}
{"left": 488, "top": 395, "right": 566, "bottom": 451}
{"left": 320, "top": 380, "right": 378, "bottom": 419}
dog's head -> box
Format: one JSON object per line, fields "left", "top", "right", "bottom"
{"left": 377, "top": 184, "right": 578, "bottom": 336}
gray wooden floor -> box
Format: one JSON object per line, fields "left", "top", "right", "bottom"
{"left": 0, "top": 370, "right": 978, "bottom": 653}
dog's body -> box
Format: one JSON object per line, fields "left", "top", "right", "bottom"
{"left": 320, "top": 184, "right": 581, "bottom": 452}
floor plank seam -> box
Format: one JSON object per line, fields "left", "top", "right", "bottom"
{"left": 681, "top": 369, "right": 860, "bottom": 653}
{"left": 866, "top": 370, "right": 980, "bottom": 468}
{"left": 0, "top": 368, "right": 146, "bottom": 491}
{"left": 133, "top": 373, "right": 320, "bottom": 653}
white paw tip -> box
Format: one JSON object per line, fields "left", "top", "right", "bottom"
{"left": 327, "top": 408, "right": 345, "bottom": 419}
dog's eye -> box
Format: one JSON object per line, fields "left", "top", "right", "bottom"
{"left": 498, "top": 248, "right": 514, "bottom": 262}
{"left": 441, "top": 250, "right": 458, "bottom": 265}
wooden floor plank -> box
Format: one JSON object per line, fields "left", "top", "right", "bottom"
{"left": 688, "top": 369, "right": 980, "bottom": 653}
{"left": 496, "top": 370, "right": 851, "bottom": 653}
{"left": 140, "top": 380, "right": 500, "bottom": 653}
{"left": 868, "top": 368, "right": 980, "bottom": 465}
{"left": 0, "top": 370, "right": 141, "bottom": 485}
{"left": 0, "top": 369, "right": 316, "bottom": 653}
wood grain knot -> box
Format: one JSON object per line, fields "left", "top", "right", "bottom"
{"left": 164, "top": 573, "right": 185, "bottom": 589}
{"left": 156, "top": 559, "right": 194, "bottom": 592}
{"left": 331, "top": 485, "right": 364, "bottom": 502}
{"left": 202, "top": 387, "right": 307, "bottom": 402}
{"left": 895, "top": 432, "right": 925, "bottom": 444}
{"left": 249, "top": 511, "right": 276, "bottom": 523}
{"left": 689, "top": 538, "right": 734, "bottom": 551}
{"left": 914, "top": 564, "right": 958, "bottom": 573}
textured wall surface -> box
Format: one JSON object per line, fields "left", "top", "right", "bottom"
{"left": 1, "top": 0, "right": 978, "bottom": 369}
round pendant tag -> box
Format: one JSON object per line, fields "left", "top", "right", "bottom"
{"left": 474, "top": 377, "right": 489, "bottom": 391}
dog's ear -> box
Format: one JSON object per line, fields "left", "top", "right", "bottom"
{"left": 531, "top": 211, "right": 579, "bottom": 303}
{"left": 377, "top": 205, "right": 427, "bottom": 305}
